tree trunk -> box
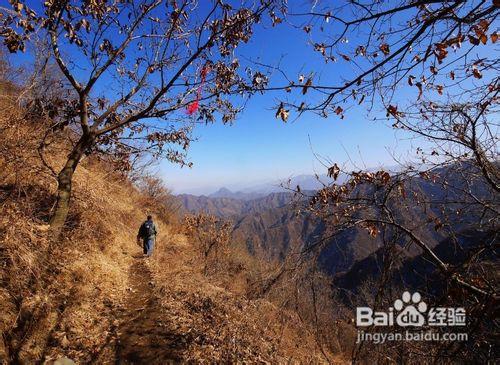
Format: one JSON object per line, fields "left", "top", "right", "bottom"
{"left": 49, "top": 134, "right": 92, "bottom": 239}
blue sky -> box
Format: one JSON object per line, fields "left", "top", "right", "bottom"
{"left": 159, "top": 95, "right": 414, "bottom": 194}
{"left": 2, "top": 1, "right": 428, "bottom": 195}
{"left": 158, "top": 8, "right": 417, "bottom": 194}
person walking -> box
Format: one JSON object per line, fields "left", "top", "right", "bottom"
{"left": 137, "top": 215, "right": 158, "bottom": 257}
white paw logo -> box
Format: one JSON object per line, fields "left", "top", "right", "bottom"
{"left": 394, "top": 291, "right": 427, "bottom": 327}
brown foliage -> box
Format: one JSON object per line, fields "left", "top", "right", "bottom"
{"left": 137, "top": 175, "right": 182, "bottom": 227}
{"left": 0, "top": 0, "right": 279, "bottom": 234}
{"left": 0, "top": 49, "right": 332, "bottom": 363}
{"left": 183, "top": 213, "right": 232, "bottom": 275}
{"left": 273, "top": 1, "right": 498, "bottom": 119}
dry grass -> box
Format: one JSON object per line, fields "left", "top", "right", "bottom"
{"left": 149, "top": 231, "right": 334, "bottom": 363}
{"left": 0, "top": 89, "right": 150, "bottom": 362}
{"left": 0, "top": 80, "right": 346, "bottom": 363}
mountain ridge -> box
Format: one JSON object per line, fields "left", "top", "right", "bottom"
{"left": 176, "top": 162, "right": 495, "bottom": 281}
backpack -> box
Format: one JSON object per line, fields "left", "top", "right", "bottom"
{"left": 142, "top": 220, "right": 155, "bottom": 238}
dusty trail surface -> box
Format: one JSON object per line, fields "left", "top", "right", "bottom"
{"left": 89, "top": 233, "right": 332, "bottom": 364}
{"left": 114, "top": 257, "right": 184, "bottom": 364}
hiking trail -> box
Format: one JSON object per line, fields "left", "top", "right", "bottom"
{"left": 83, "top": 232, "right": 329, "bottom": 364}
{"left": 96, "top": 254, "right": 190, "bottom": 364}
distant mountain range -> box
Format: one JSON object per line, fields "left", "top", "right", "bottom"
{"left": 175, "top": 162, "right": 497, "bottom": 301}
{"left": 176, "top": 173, "right": 334, "bottom": 216}
{"left": 201, "top": 173, "right": 342, "bottom": 199}
{"left": 183, "top": 167, "right": 402, "bottom": 198}
{"left": 208, "top": 187, "right": 267, "bottom": 201}
{"left": 177, "top": 191, "right": 296, "bottom": 217}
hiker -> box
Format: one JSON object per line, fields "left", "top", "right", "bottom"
{"left": 137, "top": 215, "right": 158, "bottom": 257}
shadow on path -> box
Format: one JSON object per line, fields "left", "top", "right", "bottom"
{"left": 114, "top": 257, "right": 192, "bottom": 364}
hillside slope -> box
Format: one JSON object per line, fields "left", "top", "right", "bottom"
{"left": 180, "top": 165, "right": 495, "bottom": 276}
{"left": 0, "top": 85, "right": 334, "bottom": 363}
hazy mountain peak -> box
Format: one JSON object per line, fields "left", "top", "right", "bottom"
{"left": 209, "top": 187, "right": 233, "bottom": 197}
{"left": 207, "top": 187, "right": 268, "bottom": 200}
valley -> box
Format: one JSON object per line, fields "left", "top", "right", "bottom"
{"left": 176, "top": 164, "right": 498, "bottom": 301}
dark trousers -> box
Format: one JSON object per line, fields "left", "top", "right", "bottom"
{"left": 143, "top": 237, "right": 155, "bottom": 256}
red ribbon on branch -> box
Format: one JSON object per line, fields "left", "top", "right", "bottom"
{"left": 186, "top": 65, "right": 210, "bottom": 115}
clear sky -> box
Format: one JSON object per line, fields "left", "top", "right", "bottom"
{"left": 157, "top": 8, "right": 417, "bottom": 194}
{"left": 158, "top": 95, "right": 414, "bottom": 194}
{"left": 2, "top": 1, "right": 423, "bottom": 195}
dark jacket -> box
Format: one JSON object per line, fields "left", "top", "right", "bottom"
{"left": 137, "top": 219, "right": 157, "bottom": 240}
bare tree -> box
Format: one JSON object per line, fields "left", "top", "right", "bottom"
{"left": 138, "top": 174, "right": 181, "bottom": 222}
{"left": 254, "top": 1, "right": 499, "bottom": 362}
{"left": 1, "top": 0, "right": 277, "bottom": 237}
{"left": 184, "top": 212, "right": 232, "bottom": 275}
{"left": 269, "top": 0, "right": 498, "bottom": 119}
{"left": 272, "top": 0, "right": 498, "bottom": 299}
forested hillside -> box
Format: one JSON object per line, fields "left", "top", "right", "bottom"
{"left": 0, "top": 76, "right": 337, "bottom": 363}
{"left": 1, "top": 0, "right": 498, "bottom": 363}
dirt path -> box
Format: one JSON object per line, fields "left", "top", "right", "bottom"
{"left": 111, "top": 256, "right": 191, "bottom": 364}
